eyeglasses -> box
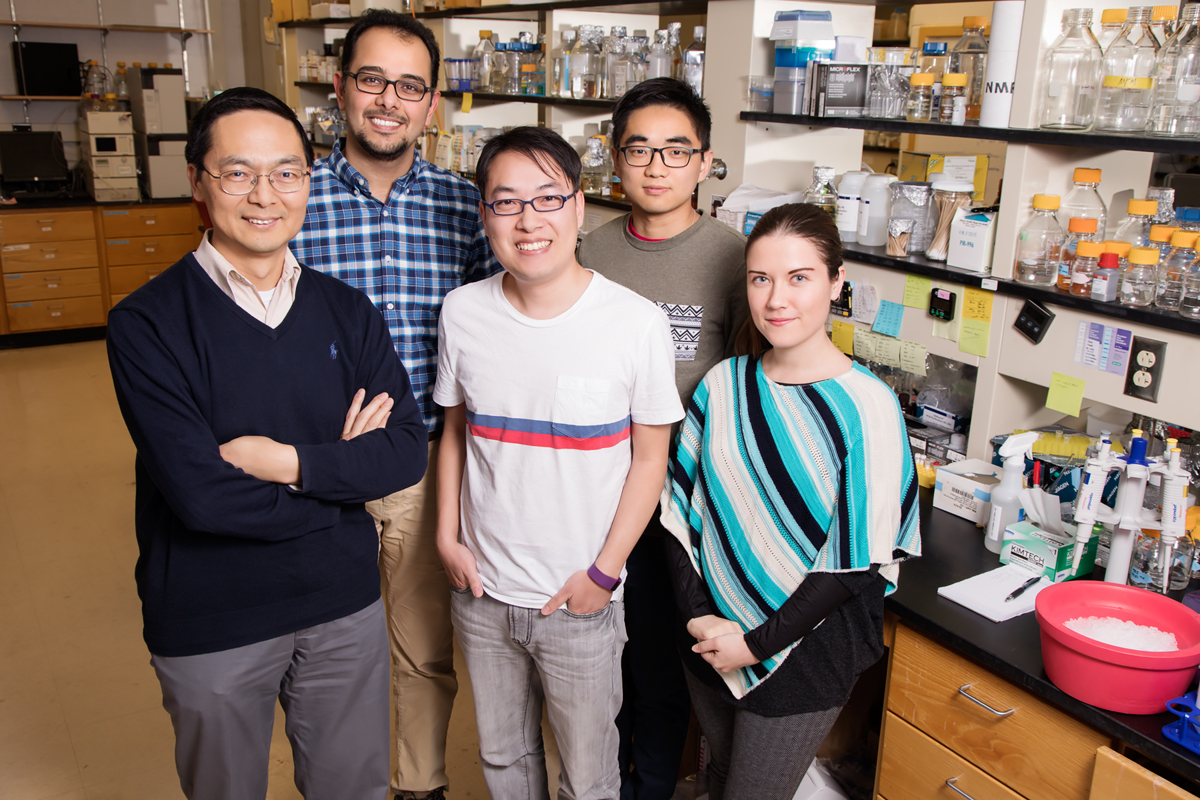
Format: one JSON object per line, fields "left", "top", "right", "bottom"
{"left": 345, "top": 71, "right": 432, "bottom": 101}
{"left": 618, "top": 145, "right": 704, "bottom": 168}
{"left": 201, "top": 167, "right": 310, "bottom": 196}
{"left": 483, "top": 194, "right": 575, "bottom": 215}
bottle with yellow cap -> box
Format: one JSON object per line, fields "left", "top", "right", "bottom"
{"left": 1056, "top": 217, "right": 1101, "bottom": 290}
{"left": 472, "top": 30, "right": 497, "bottom": 92}
{"left": 949, "top": 16, "right": 989, "bottom": 124}
{"left": 1070, "top": 240, "right": 1105, "bottom": 296}
{"left": 1096, "top": 6, "right": 1160, "bottom": 131}
{"left": 1151, "top": 4, "right": 1179, "bottom": 44}
{"left": 1098, "top": 8, "right": 1129, "bottom": 52}
{"left": 1114, "top": 198, "right": 1160, "bottom": 247}
{"left": 1180, "top": 248, "right": 1200, "bottom": 318}
{"left": 1156, "top": 230, "right": 1199, "bottom": 309}
{"left": 905, "top": 73, "right": 935, "bottom": 121}
{"left": 1061, "top": 167, "right": 1107, "bottom": 237}
{"left": 1148, "top": 223, "right": 1181, "bottom": 259}
{"left": 1039, "top": 8, "right": 1103, "bottom": 130}
{"left": 939, "top": 73, "right": 968, "bottom": 123}
{"left": 1015, "top": 194, "right": 1065, "bottom": 285}
{"left": 1120, "top": 246, "right": 1160, "bottom": 305}
{"left": 1147, "top": 3, "right": 1200, "bottom": 137}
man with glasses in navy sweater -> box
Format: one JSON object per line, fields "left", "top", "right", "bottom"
{"left": 107, "top": 87, "right": 427, "bottom": 800}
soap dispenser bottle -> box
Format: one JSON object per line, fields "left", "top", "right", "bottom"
{"left": 985, "top": 431, "right": 1040, "bottom": 554}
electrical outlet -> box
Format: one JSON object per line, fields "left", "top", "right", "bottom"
{"left": 1123, "top": 336, "right": 1166, "bottom": 403}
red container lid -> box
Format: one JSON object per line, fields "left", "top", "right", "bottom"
{"left": 1098, "top": 252, "right": 1120, "bottom": 269}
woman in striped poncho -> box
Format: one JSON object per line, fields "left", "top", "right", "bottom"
{"left": 660, "top": 203, "right": 921, "bottom": 800}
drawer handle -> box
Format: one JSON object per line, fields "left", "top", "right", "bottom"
{"left": 139, "top": 214, "right": 157, "bottom": 218}
{"left": 958, "top": 685, "right": 1015, "bottom": 717}
{"left": 36, "top": 219, "right": 54, "bottom": 224}
{"left": 945, "top": 778, "right": 976, "bottom": 800}
{"left": 41, "top": 247, "right": 58, "bottom": 252}
{"left": 42, "top": 276, "right": 62, "bottom": 281}
{"left": 47, "top": 305, "right": 64, "bottom": 309}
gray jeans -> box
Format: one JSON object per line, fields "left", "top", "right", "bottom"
{"left": 151, "top": 599, "right": 390, "bottom": 800}
{"left": 451, "top": 589, "right": 627, "bottom": 800}
{"left": 685, "top": 670, "right": 842, "bottom": 800}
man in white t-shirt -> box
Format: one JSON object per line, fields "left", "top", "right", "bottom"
{"left": 433, "top": 126, "right": 683, "bottom": 800}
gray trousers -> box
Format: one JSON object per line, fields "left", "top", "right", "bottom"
{"left": 451, "top": 589, "right": 628, "bottom": 800}
{"left": 684, "top": 670, "right": 842, "bottom": 800}
{"left": 151, "top": 599, "right": 390, "bottom": 800}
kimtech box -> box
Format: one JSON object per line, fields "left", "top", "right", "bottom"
{"left": 1000, "top": 520, "right": 1096, "bottom": 582}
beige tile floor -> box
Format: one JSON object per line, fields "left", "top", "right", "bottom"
{"left": 0, "top": 340, "right": 561, "bottom": 800}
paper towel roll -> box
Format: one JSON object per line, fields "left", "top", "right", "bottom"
{"left": 979, "top": 0, "right": 1025, "bottom": 128}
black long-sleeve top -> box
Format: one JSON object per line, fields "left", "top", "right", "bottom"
{"left": 107, "top": 254, "right": 428, "bottom": 657}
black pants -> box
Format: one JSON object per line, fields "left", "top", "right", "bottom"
{"left": 616, "top": 531, "right": 693, "bottom": 800}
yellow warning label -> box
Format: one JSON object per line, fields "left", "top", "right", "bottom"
{"left": 1102, "top": 75, "right": 1154, "bottom": 89}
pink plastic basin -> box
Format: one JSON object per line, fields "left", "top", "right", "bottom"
{"left": 1035, "top": 581, "right": 1200, "bottom": 715}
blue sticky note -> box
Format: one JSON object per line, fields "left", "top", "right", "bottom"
{"left": 872, "top": 300, "right": 904, "bottom": 338}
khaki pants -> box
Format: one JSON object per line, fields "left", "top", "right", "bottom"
{"left": 368, "top": 438, "right": 457, "bottom": 796}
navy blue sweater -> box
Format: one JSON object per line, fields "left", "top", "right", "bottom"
{"left": 107, "top": 253, "right": 427, "bottom": 657}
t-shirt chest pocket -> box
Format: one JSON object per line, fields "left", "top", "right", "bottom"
{"left": 552, "top": 376, "right": 613, "bottom": 438}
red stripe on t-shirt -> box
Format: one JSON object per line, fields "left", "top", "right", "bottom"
{"left": 468, "top": 423, "right": 631, "bottom": 451}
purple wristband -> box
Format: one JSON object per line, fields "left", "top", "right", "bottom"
{"left": 587, "top": 563, "right": 621, "bottom": 591}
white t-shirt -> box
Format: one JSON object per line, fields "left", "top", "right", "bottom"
{"left": 433, "top": 271, "right": 684, "bottom": 608}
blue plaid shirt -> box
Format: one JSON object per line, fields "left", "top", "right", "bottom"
{"left": 292, "top": 141, "right": 498, "bottom": 434}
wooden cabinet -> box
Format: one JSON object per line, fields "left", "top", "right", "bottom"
{"left": 102, "top": 205, "right": 200, "bottom": 303}
{"left": 0, "top": 210, "right": 94, "bottom": 244}
{"left": 7, "top": 296, "right": 105, "bottom": 331}
{"left": 100, "top": 206, "right": 197, "bottom": 239}
{"left": 876, "top": 624, "right": 1111, "bottom": 800}
{"left": 108, "top": 264, "right": 171, "bottom": 296}
{"left": 3, "top": 269, "right": 101, "bottom": 303}
{"left": 2, "top": 239, "right": 99, "bottom": 273}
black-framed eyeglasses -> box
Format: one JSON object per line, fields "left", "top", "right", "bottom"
{"left": 345, "top": 71, "right": 432, "bottom": 101}
{"left": 618, "top": 145, "right": 704, "bottom": 168}
{"left": 483, "top": 194, "right": 575, "bottom": 216}
{"left": 201, "top": 167, "right": 310, "bottom": 196}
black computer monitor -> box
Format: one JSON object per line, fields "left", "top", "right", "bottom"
{"left": 0, "top": 131, "right": 69, "bottom": 183}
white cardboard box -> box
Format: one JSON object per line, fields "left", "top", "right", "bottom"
{"left": 947, "top": 207, "right": 998, "bottom": 273}
{"left": 933, "top": 458, "right": 1001, "bottom": 525}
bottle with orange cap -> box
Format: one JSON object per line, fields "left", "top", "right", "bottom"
{"left": 949, "top": 16, "right": 989, "bottom": 124}
{"left": 1061, "top": 167, "right": 1107, "bottom": 237}
{"left": 1097, "top": 8, "right": 1128, "bottom": 52}
{"left": 1096, "top": 6, "right": 1160, "bottom": 132}
{"left": 1113, "top": 198, "right": 1160, "bottom": 248}
{"left": 1120, "top": 246, "right": 1160, "bottom": 306}
{"left": 1156, "top": 230, "right": 1199, "bottom": 310}
{"left": 1147, "top": 2, "right": 1200, "bottom": 138}
{"left": 1148, "top": 223, "right": 1181, "bottom": 260}
{"left": 1151, "top": 5, "right": 1179, "bottom": 44}
{"left": 1038, "top": 8, "right": 1103, "bottom": 131}
{"left": 1069, "top": 240, "right": 1105, "bottom": 297}
{"left": 1015, "top": 194, "right": 1065, "bottom": 285}
{"left": 1056, "top": 217, "right": 1100, "bottom": 291}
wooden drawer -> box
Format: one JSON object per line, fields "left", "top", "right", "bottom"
{"left": 879, "top": 713, "right": 1023, "bottom": 800}
{"left": 8, "top": 295, "right": 104, "bottom": 331}
{"left": 101, "top": 205, "right": 198, "bottom": 238}
{"left": 0, "top": 209, "right": 94, "bottom": 244}
{"left": 105, "top": 233, "right": 195, "bottom": 267}
{"left": 110, "top": 292, "right": 130, "bottom": 308}
{"left": 888, "top": 625, "right": 1108, "bottom": 800}
{"left": 108, "top": 263, "right": 171, "bottom": 295}
{"left": 3, "top": 268, "right": 100, "bottom": 302}
{"left": 2, "top": 239, "right": 99, "bottom": 273}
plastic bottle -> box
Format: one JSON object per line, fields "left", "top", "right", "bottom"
{"left": 940, "top": 73, "right": 968, "bottom": 123}
{"left": 1056, "top": 217, "right": 1100, "bottom": 290}
{"left": 1149, "top": 224, "right": 1180, "bottom": 259}
{"left": 1091, "top": 249, "right": 1124, "bottom": 301}
{"left": 102, "top": 92, "right": 119, "bottom": 112}
{"left": 919, "top": 42, "right": 949, "bottom": 114}
{"left": 949, "top": 16, "right": 989, "bottom": 124}
{"left": 114, "top": 66, "right": 129, "bottom": 101}
{"left": 552, "top": 29, "right": 575, "bottom": 98}
{"left": 1015, "top": 194, "right": 1065, "bottom": 285}
{"left": 604, "top": 35, "right": 632, "bottom": 98}
{"left": 1113, "top": 198, "right": 1158, "bottom": 247}
{"left": 805, "top": 167, "right": 839, "bottom": 225}
{"left": 858, "top": 174, "right": 896, "bottom": 247}
{"left": 985, "top": 431, "right": 1039, "bottom": 554}
{"left": 1096, "top": 6, "right": 1160, "bottom": 132}
{"left": 1180, "top": 258, "right": 1200, "bottom": 318}
{"left": 1060, "top": 167, "right": 1107, "bottom": 239}
{"left": 683, "top": 26, "right": 705, "bottom": 96}
{"left": 84, "top": 60, "right": 107, "bottom": 96}
{"left": 906, "top": 73, "right": 935, "bottom": 121}
{"left": 570, "top": 26, "right": 600, "bottom": 99}
{"left": 1039, "top": 8, "right": 1103, "bottom": 130}
{"left": 1120, "top": 246, "right": 1160, "bottom": 305}
{"left": 1156, "top": 230, "right": 1197, "bottom": 309}
{"left": 1097, "top": 8, "right": 1128, "bottom": 53}
{"left": 647, "top": 30, "right": 671, "bottom": 79}
{"left": 836, "top": 171, "right": 868, "bottom": 244}
{"left": 1070, "top": 239, "right": 1104, "bottom": 296}
{"left": 1130, "top": 529, "right": 1193, "bottom": 591}
{"left": 1148, "top": 3, "right": 1200, "bottom": 137}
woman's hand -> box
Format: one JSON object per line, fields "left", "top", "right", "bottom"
{"left": 693, "top": 633, "right": 760, "bottom": 673}
{"left": 687, "top": 615, "right": 743, "bottom": 641}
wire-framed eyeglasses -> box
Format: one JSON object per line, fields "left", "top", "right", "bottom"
{"left": 345, "top": 71, "right": 432, "bottom": 101}
{"left": 483, "top": 194, "right": 575, "bottom": 216}
{"left": 201, "top": 167, "right": 310, "bottom": 196}
{"left": 617, "top": 145, "right": 704, "bottom": 168}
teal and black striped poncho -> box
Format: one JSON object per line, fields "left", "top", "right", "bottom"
{"left": 661, "top": 355, "right": 922, "bottom": 699}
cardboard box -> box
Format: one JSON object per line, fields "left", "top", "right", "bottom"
{"left": 815, "top": 63, "right": 867, "bottom": 117}
{"left": 80, "top": 111, "right": 133, "bottom": 135}
{"left": 1000, "top": 520, "right": 1096, "bottom": 582}
{"left": 311, "top": 2, "right": 350, "bottom": 16}
{"left": 271, "top": 0, "right": 293, "bottom": 20}
{"left": 933, "top": 458, "right": 999, "bottom": 525}
{"left": 917, "top": 404, "right": 967, "bottom": 433}
{"left": 292, "top": 0, "right": 312, "bottom": 20}
{"left": 947, "top": 206, "right": 998, "bottom": 272}
{"left": 899, "top": 151, "right": 989, "bottom": 203}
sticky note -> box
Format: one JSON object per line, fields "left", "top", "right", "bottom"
{"left": 872, "top": 300, "right": 904, "bottom": 338}
{"left": 959, "top": 318, "right": 990, "bottom": 357}
{"left": 831, "top": 320, "right": 855, "bottom": 355}
{"left": 462, "top": 92, "right": 473, "bottom": 113}
{"left": 1046, "top": 372, "right": 1086, "bottom": 417}
{"left": 932, "top": 316, "right": 959, "bottom": 342}
{"left": 853, "top": 327, "right": 876, "bottom": 362}
{"left": 876, "top": 336, "right": 902, "bottom": 368}
{"left": 902, "top": 275, "right": 933, "bottom": 309}
{"left": 963, "top": 287, "right": 994, "bottom": 322}
{"left": 900, "top": 340, "right": 927, "bottom": 376}
{"left": 851, "top": 284, "right": 878, "bottom": 325}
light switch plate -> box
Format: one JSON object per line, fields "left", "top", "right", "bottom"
{"left": 1123, "top": 336, "right": 1166, "bottom": 403}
